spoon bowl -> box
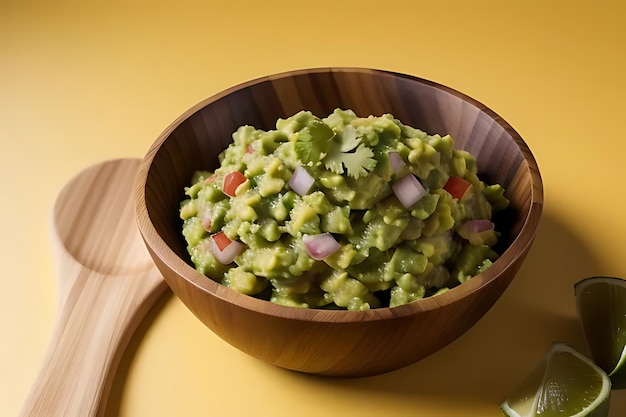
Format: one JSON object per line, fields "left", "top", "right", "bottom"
{"left": 20, "top": 158, "right": 168, "bottom": 417}
{"left": 53, "top": 159, "right": 154, "bottom": 275}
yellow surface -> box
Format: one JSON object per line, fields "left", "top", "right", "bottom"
{"left": 2, "top": 1, "right": 626, "bottom": 416}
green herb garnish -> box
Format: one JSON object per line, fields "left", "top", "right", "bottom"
{"left": 292, "top": 113, "right": 378, "bottom": 178}
{"left": 294, "top": 119, "right": 334, "bottom": 164}
{"left": 323, "top": 124, "right": 377, "bottom": 178}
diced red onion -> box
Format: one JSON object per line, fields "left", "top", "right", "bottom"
{"left": 289, "top": 166, "right": 315, "bottom": 196}
{"left": 303, "top": 233, "right": 341, "bottom": 260}
{"left": 458, "top": 219, "right": 495, "bottom": 245}
{"left": 209, "top": 236, "right": 245, "bottom": 265}
{"left": 459, "top": 219, "right": 494, "bottom": 235}
{"left": 201, "top": 211, "right": 212, "bottom": 231}
{"left": 389, "top": 151, "right": 405, "bottom": 174}
{"left": 392, "top": 174, "right": 427, "bottom": 208}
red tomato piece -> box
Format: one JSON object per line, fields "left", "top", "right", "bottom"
{"left": 211, "top": 231, "right": 232, "bottom": 251}
{"left": 223, "top": 171, "right": 246, "bottom": 197}
{"left": 443, "top": 176, "right": 472, "bottom": 199}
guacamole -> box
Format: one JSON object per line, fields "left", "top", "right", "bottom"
{"left": 180, "top": 109, "right": 509, "bottom": 311}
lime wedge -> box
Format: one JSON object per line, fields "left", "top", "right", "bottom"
{"left": 575, "top": 276, "right": 626, "bottom": 389}
{"left": 501, "top": 342, "right": 611, "bottom": 417}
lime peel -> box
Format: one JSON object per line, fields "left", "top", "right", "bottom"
{"left": 575, "top": 276, "right": 626, "bottom": 389}
{"left": 501, "top": 342, "right": 611, "bottom": 417}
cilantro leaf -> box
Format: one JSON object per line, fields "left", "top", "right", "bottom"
{"left": 337, "top": 124, "right": 361, "bottom": 152}
{"left": 294, "top": 120, "right": 334, "bottom": 164}
{"left": 323, "top": 145, "right": 345, "bottom": 175}
{"left": 342, "top": 144, "right": 377, "bottom": 178}
{"left": 323, "top": 143, "right": 377, "bottom": 178}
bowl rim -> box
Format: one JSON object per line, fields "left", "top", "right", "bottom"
{"left": 135, "top": 66, "right": 543, "bottom": 323}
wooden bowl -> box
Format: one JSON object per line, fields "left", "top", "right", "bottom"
{"left": 135, "top": 68, "right": 543, "bottom": 377}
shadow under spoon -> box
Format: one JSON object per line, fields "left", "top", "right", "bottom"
{"left": 20, "top": 158, "right": 169, "bottom": 417}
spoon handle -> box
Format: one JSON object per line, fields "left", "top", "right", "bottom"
{"left": 19, "top": 267, "right": 166, "bottom": 417}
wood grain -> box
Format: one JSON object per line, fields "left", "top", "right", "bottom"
{"left": 135, "top": 68, "right": 543, "bottom": 376}
{"left": 20, "top": 159, "right": 168, "bottom": 416}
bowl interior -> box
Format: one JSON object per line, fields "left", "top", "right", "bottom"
{"left": 139, "top": 67, "right": 541, "bottom": 316}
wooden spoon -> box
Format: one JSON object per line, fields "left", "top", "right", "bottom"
{"left": 20, "top": 158, "right": 168, "bottom": 417}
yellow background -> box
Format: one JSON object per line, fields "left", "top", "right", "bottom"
{"left": 2, "top": 1, "right": 626, "bottom": 415}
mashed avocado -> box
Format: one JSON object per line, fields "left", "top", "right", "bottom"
{"left": 180, "top": 109, "right": 509, "bottom": 311}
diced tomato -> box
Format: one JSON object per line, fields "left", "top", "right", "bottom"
{"left": 444, "top": 176, "right": 472, "bottom": 199}
{"left": 204, "top": 174, "right": 217, "bottom": 184}
{"left": 209, "top": 233, "right": 245, "bottom": 265}
{"left": 211, "top": 231, "right": 232, "bottom": 251}
{"left": 223, "top": 171, "right": 246, "bottom": 197}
